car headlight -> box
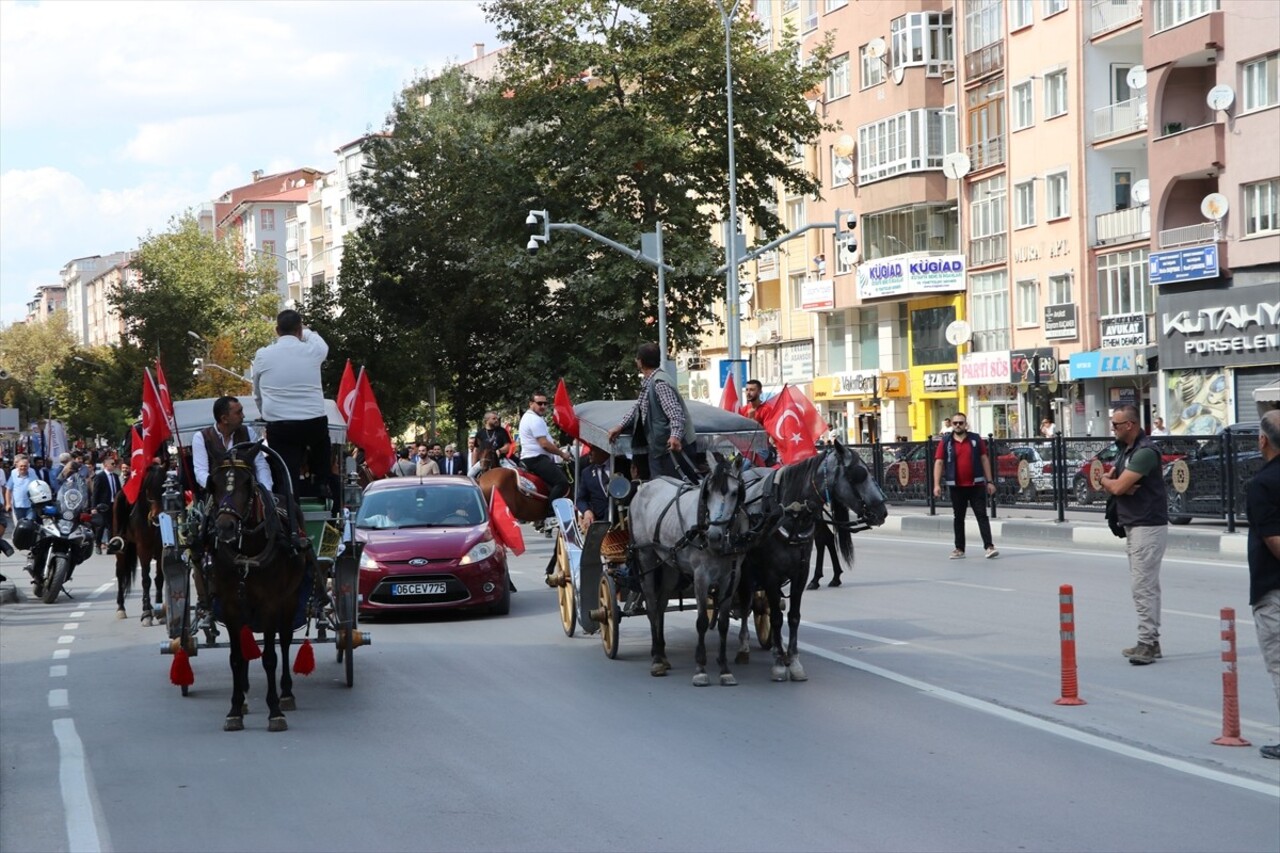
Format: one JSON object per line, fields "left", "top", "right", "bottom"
{"left": 460, "top": 540, "right": 497, "bottom": 565}
{"left": 358, "top": 551, "right": 379, "bottom": 571}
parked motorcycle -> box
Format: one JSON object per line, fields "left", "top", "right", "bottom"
{"left": 13, "top": 476, "right": 96, "bottom": 603}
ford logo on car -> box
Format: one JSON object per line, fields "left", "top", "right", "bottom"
{"left": 408, "top": 558, "right": 428, "bottom": 566}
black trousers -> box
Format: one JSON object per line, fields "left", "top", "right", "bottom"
{"left": 266, "top": 416, "right": 333, "bottom": 501}
{"left": 948, "top": 485, "right": 994, "bottom": 553}
{"left": 522, "top": 455, "right": 569, "bottom": 504}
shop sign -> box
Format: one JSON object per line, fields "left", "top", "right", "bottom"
{"left": 959, "top": 350, "right": 1011, "bottom": 385}
{"left": 1009, "top": 348, "right": 1058, "bottom": 384}
{"left": 1044, "top": 303, "right": 1077, "bottom": 340}
{"left": 800, "top": 278, "right": 834, "bottom": 311}
{"left": 1149, "top": 245, "right": 1218, "bottom": 285}
{"left": 1100, "top": 312, "right": 1147, "bottom": 349}
{"left": 1158, "top": 288, "right": 1280, "bottom": 369}
{"left": 832, "top": 370, "right": 879, "bottom": 396}
{"left": 922, "top": 369, "right": 959, "bottom": 393}
{"left": 857, "top": 253, "right": 966, "bottom": 300}
{"left": 780, "top": 340, "right": 814, "bottom": 384}
{"left": 1068, "top": 348, "right": 1145, "bottom": 379}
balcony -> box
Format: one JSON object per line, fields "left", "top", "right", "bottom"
{"left": 1096, "top": 207, "right": 1150, "bottom": 245}
{"left": 1091, "top": 0, "right": 1141, "bottom": 37}
{"left": 969, "top": 233, "right": 1007, "bottom": 267}
{"left": 755, "top": 250, "right": 779, "bottom": 282}
{"left": 1158, "top": 221, "right": 1216, "bottom": 249}
{"left": 967, "top": 136, "right": 1006, "bottom": 172}
{"left": 1151, "top": 121, "right": 1225, "bottom": 181}
{"left": 964, "top": 41, "right": 1004, "bottom": 83}
{"left": 1093, "top": 95, "right": 1147, "bottom": 142}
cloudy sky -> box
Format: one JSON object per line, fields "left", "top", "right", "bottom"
{"left": 0, "top": 0, "right": 501, "bottom": 326}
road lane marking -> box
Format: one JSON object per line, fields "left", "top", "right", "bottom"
{"left": 932, "top": 580, "right": 1015, "bottom": 592}
{"left": 1167, "top": 608, "right": 1255, "bottom": 627}
{"left": 63, "top": 622, "right": 79, "bottom": 630}
{"left": 70, "top": 611, "right": 86, "bottom": 618}
{"left": 798, "top": 642, "right": 1279, "bottom": 798}
{"left": 52, "top": 718, "right": 104, "bottom": 853}
{"left": 93, "top": 582, "right": 112, "bottom": 596}
{"left": 52, "top": 649, "right": 70, "bottom": 660}
{"left": 48, "top": 689, "right": 68, "bottom": 709}
{"left": 51, "top": 665, "right": 67, "bottom": 677}
{"left": 57, "top": 635, "right": 75, "bottom": 644}
{"left": 801, "top": 621, "right": 908, "bottom": 645}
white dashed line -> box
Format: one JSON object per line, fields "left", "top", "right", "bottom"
{"left": 1167, "top": 608, "right": 1255, "bottom": 627}
{"left": 933, "top": 579, "right": 1015, "bottom": 592}
{"left": 801, "top": 620, "right": 908, "bottom": 645}
{"left": 70, "top": 611, "right": 86, "bottom": 618}
{"left": 52, "top": 718, "right": 103, "bottom": 853}
{"left": 52, "top": 649, "right": 70, "bottom": 660}
{"left": 50, "top": 665, "right": 67, "bottom": 677}
{"left": 93, "top": 583, "right": 112, "bottom": 596}
{"left": 48, "top": 689, "right": 69, "bottom": 709}
{"left": 63, "top": 622, "right": 79, "bottom": 630}
{"left": 57, "top": 635, "right": 75, "bottom": 645}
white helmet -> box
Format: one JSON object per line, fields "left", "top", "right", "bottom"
{"left": 28, "top": 480, "right": 53, "bottom": 505}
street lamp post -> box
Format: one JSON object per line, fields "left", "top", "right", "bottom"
{"left": 525, "top": 210, "right": 676, "bottom": 375}
{"left": 718, "top": 0, "right": 743, "bottom": 363}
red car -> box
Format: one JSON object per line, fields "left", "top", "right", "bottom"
{"left": 1070, "top": 444, "right": 1183, "bottom": 505}
{"left": 355, "top": 477, "right": 510, "bottom": 616}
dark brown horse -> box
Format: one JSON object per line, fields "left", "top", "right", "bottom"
{"left": 111, "top": 463, "right": 166, "bottom": 623}
{"left": 476, "top": 450, "right": 550, "bottom": 524}
{"left": 209, "top": 442, "right": 307, "bottom": 732}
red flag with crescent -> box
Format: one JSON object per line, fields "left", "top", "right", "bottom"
{"left": 719, "top": 372, "right": 739, "bottom": 413}
{"left": 122, "top": 426, "right": 146, "bottom": 502}
{"left": 489, "top": 488, "right": 525, "bottom": 556}
{"left": 553, "top": 378, "right": 579, "bottom": 439}
{"left": 762, "top": 385, "right": 824, "bottom": 465}
{"left": 337, "top": 360, "right": 357, "bottom": 424}
{"left": 154, "top": 359, "right": 177, "bottom": 436}
{"left": 347, "top": 369, "right": 395, "bottom": 478}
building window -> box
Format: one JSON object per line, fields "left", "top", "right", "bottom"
{"left": 259, "top": 208, "right": 275, "bottom": 231}
{"left": 1014, "top": 180, "right": 1037, "bottom": 229}
{"left": 786, "top": 196, "right": 807, "bottom": 231}
{"left": 860, "top": 43, "right": 885, "bottom": 88}
{"left": 857, "top": 307, "right": 880, "bottom": 369}
{"left": 889, "top": 12, "right": 954, "bottom": 75}
{"left": 964, "top": 0, "right": 1003, "bottom": 51}
{"left": 1016, "top": 278, "right": 1039, "bottom": 327}
{"left": 1042, "top": 0, "right": 1068, "bottom": 18}
{"left": 862, "top": 203, "right": 958, "bottom": 259}
{"left": 802, "top": 0, "right": 818, "bottom": 32}
{"left": 1097, "top": 248, "right": 1150, "bottom": 315}
{"left": 826, "top": 53, "right": 851, "bottom": 101}
{"left": 1044, "top": 69, "right": 1068, "bottom": 118}
{"left": 782, "top": 0, "right": 798, "bottom": 12}
{"left": 1012, "top": 81, "right": 1034, "bottom": 130}
{"left": 1243, "top": 180, "right": 1279, "bottom": 237}
{"left": 1242, "top": 53, "right": 1278, "bottom": 113}
{"left": 970, "top": 271, "right": 1009, "bottom": 352}
{"left": 1046, "top": 170, "right": 1069, "bottom": 220}
{"left": 969, "top": 175, "right": 1007, "bottom": 266}
{"left": 966, "top": 76, "right": 1006, "bottom": 171}
{"left": 1048, "top": 273, "right": 1072, "bottom": 305}
{"left": 262, "top": 240, "right": 276, "bottom": 259}
{"left": 911, "top": 305, "right": 957, "bottom": 366}
{"left": 789, "top": 271, "right": 807, "bottom": 311}
{"left": 1153, "top": 0, "right": 1219, "bottom": 33}
{"left": 825, "top": 0, "right": 848, "bottom": 11}
{"left": 1010, "top": 0, "right": 1034, "bottom": 30}
{"left": 857, "top": 109, "right": 955, "bottom": 185}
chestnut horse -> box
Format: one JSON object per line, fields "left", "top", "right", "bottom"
{"left": 476, "top": 449, "right": 551, "bottom": 523}
{"left": 111, "top": 463, "right": 166, "bottom": 623}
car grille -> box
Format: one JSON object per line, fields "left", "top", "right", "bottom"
{"left": 368, "top": 573, "right": 470, "bottom": 605}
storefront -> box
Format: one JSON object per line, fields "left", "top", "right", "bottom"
{"left": 1009, "top": 347, "right": 1060, "bottom": 439}
{"left": 1067, "top": 347, "right": 1157, "bottom": 436}
{"left": 812, "top": 370, "right": 910, "bottom": 443}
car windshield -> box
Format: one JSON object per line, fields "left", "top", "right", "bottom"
{"left": 356, "top": 486, "right": 487, "bottom": 529}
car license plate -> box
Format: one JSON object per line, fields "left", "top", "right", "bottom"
{"left": 392, "top": 582, "right": 447, "bottom": 596}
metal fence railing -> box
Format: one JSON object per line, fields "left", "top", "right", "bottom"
{"left": 851, "top": 429, "right": 1262, "bottom": 532}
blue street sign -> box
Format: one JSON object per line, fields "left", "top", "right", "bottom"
{"left": 1149, "top": 245, "right": 1218, "bottom": 285}
{"left": 719, "top": 359, "right": 748, "bottom": 387}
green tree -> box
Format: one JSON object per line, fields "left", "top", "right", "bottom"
{"left": 112, "top": 212, "right": 279, "bottom": 402}
{"left": 49, "top": 344, "right": 149, "bottom": 444}
{"left": 0, "top": 310, "right": 78, "bottom": 423}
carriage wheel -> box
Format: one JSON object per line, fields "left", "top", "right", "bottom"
{"left": 599, "top": 573, "right": 620, "bottom": 660}
{"left": 556, "top": 536, "right": 576, "bottom": 637}
{"left": 753, "top": 591, "right": 772, "bottom": 650}
{"left": 334, "top": 555, "right": 358, "bottom": 688}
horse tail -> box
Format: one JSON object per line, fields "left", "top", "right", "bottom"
{"left": 831, "top": 502, "right": 855, "bottom": 569}
{"left": 116, "top": 542, "right": 138, "bottom": 594}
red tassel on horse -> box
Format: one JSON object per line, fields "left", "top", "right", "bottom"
{"left": 293, "top": 638, "right": 316, "bottom": 675}
{"left": 169, "top": 648, "right": 194, "bottom": 687}
{"left": 239, "top": 625, "right": 262, "bottom": 660}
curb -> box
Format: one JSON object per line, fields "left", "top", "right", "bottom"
{"left": 0, "top": 581, "right": 18, "bottom": 605}
{"left": 880, "top": 513, "right": 1246, "bottom": 561}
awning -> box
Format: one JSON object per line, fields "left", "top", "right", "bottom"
{"left": 1254, "top": 380, "right": 1280, "bottom": 404}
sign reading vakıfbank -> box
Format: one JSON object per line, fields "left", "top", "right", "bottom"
{"left": 857, "top": 254, "right": 966, "bottom": 300}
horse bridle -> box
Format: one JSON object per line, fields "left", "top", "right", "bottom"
{"left": 821, "top": 448, "right": 875, "bottom": 534}
{"left": 650, "top": 463, "right": 748, "bottom": 556}
{"left": 213, "top": 456, "right": 271, "bottom": 565}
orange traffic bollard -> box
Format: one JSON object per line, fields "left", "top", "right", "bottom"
{"left": 1055, "top": 584, "right": 1086, "bottom": 706}
{"left": 1212, "top": 607, "right": 1250, "bottom": 747}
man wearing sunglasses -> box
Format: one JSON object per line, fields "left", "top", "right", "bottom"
{"left": 932, "top": 412, "right": 998, "bottom": 560}
{"left": 519, "top": 393, "right": 572, "bottom": 504}
{"left": 1099, "top": 403, "right": 1169, "bottom": 666}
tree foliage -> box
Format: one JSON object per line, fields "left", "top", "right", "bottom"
{"left": 0, "top": 310, "right": 78, "bottom": 424}
{"left": 314, "top": 0, "right": 829, "bottom": 437}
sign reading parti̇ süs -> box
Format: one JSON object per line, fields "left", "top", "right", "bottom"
{"left": 857, "top": 254, "right": 966, "bottom": 300}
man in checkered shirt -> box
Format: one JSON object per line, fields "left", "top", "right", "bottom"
{"left": 608, "top": 342, "right": 696, "bottom": 480}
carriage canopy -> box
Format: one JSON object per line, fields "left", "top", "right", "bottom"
{"left": 170, "top": 397, "right": 348, "bottom": 446}
{"left": 573, "top": 399, "right": 769, "bottom": 459}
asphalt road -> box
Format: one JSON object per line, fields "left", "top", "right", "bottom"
{"left": 1, "top": 531, "right": 1278, "bottom": 853}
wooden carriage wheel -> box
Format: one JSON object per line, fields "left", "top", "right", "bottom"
{"left": 599, "top": 573, "right": 620, "bottom": 659}
{"left": 555, "top": 534, "right": 576, "bottom": 637}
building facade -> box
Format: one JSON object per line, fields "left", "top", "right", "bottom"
{"left": 214, "top": 168, "right": 324, "bottom": 302}
{"left": 60, "top": 252, "right": 132, "bottom": 347}
{"left": 24, "top": 285, "right": 66, "bottom": 325}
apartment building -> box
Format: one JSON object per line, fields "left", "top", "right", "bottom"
{"left": 24, "top": 285, "right": 66, "bottom": 324}
{"left": 60, "top": 252, "right": 132, "bottom": 347}
{"left": 214, "top": 168, "right": 324, "bottom": 303}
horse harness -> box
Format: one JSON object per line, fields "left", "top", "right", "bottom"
{"left": 646, "top": 469, "right": 748, "bottom": 561}
{"left": 212, "top": 456, "right": 283, "bottom": 571}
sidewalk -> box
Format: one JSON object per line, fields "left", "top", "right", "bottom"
{"left": 880, "top": 502, "right": 1247, "bottom": 562}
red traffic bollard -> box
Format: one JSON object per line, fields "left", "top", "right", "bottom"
{"left": 1055, "top": 584, "right": 1086, "bottom": 706}
{"left": 1212, "top": 607, "right": 1250, "bottom": 747}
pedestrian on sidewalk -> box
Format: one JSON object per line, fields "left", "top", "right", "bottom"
{"left": 932, "top": 412, "right": 998, "bottom": 560}
{"left": 1100, "top": 403, "right": 1169, "bottom": 666}
{"left": 1245, "top": 409, "right": 1280, "bottom": 760}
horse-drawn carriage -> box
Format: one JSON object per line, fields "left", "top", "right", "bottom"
{"left": 153, "top": 397, "right": 369, "bottom": 719}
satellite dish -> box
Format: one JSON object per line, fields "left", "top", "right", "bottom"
{"left": 866, "top": 38, "right": 887, "bottom": 60}
{"left": 743, "top": 329, "right": 758, "bottom": 348}
{"left": 1200, "top": 192, "right": 1229, "bottom": 221}
{"left": 833, "top": 133, "right": 855, "bottom": 158}
{"left": 833, "top": 157, "right": 853, "bottom": 182}
{"left": 739, "top": 280, "right": 755, "bottom": 306}
{"left": 942, "top": 152, "right": 971, "bottom": 180}
{"left": 1131, "top": 179, "right": 1150, "bottom": 205}
{"left": 1206, "top": 84, "right": 1235, "bottom": 112}
{"left": 892, "top": 65, "right": 906, "bottom": 85}
{"left": 1126, "top": 66, "right": 1147, "bottom": 91}
{"left": 944, "top": 320, "right": 972, "bottom": 346}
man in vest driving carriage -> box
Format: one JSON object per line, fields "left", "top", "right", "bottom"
{"left": 607, "top": 342, "right": 699, "bottom": 482}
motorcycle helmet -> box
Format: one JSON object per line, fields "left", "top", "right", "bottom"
{"left": 28, "top": 479, "right": 53, "bottom": 508}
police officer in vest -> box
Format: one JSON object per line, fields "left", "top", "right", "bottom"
{"left": 932, "top": 411, "right": 999, "bottom": 560}
{"left": 1099, "top": 403, "right": 1169, "bottom": 666}
{"left": 607, "top": 342, "right": 698, "bottom": 481}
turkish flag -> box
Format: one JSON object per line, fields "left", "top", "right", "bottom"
{"left": 154, "top": 359, "right": 177, "bottom": 436}
{"left": 348, "top": 369, "right": 395, "bottom": 478}
{"left": 337, "top": 360, "right": 357, "bottom": 424}
{"left": 122, "top": 426, "right": 146, "bottom": 502}
{"left": 719, "top": 372, "right": 739, "bottom": 413}
{"left": 489, "top": 488, "right": 525, "bottom": 556}
{"left": 763, "top": 385, "right": 825, "bottom": 465}
{"left": 553, "top": 378, "right": 579, "bottom": 439}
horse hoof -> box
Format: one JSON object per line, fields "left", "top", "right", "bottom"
{"left": 140, "top": 616, "right": 153, "bottom": 628}
{"left": 806, "top": 580, "right": 820, "bottom": 591}
{"left": 153, "top": 605, "right": 166, "bottom": 619}
{"left": 828, "top": 578, "right": 842, "bottom": 588}
{"left": 692, "top": 672, "right": 710, "bottom": 687}
{"left": 650, "top": 662, "right": 670, "bottom": 677}
{"left": 788, "top": 662, "right": 808, "bottom": 682}
{"left": 771, "top": 665, "right": 788, "bottom": 682}
{"left": 223, "top": 717, "right": 244, "bottom": 732}
{"left": 268, "top": 716, "right": 288, "bottom": 732}
{"left": 719, "top": 673, "right": 737, "bottom": 687}
{"left": 734, "top": 651, "right": 750, "bottom": 665}
{"left": 115, "top": 609, "right": 126, "bottom": 620}
{"left": 279, "top": 696, "right": 296, "bottom": 712}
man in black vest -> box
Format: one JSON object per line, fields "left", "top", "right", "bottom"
{"left": 1246, "top": 410, "right": 1280, "bottom": 759}
{"left": 1100, "top": 403, "right": 1169, "bottom": 666}
{"left": 192, "top": 396, "right": 273, "bottom": 496}
{"left": 931, "top": 411, "right": 998, "bottom": 559}
{"left": 608, "top": 342, "right": 697, "bottom": 481}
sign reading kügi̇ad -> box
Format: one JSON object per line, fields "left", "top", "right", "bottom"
{"left": 857, "top": 254, "right": 966, "bottom": 300}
